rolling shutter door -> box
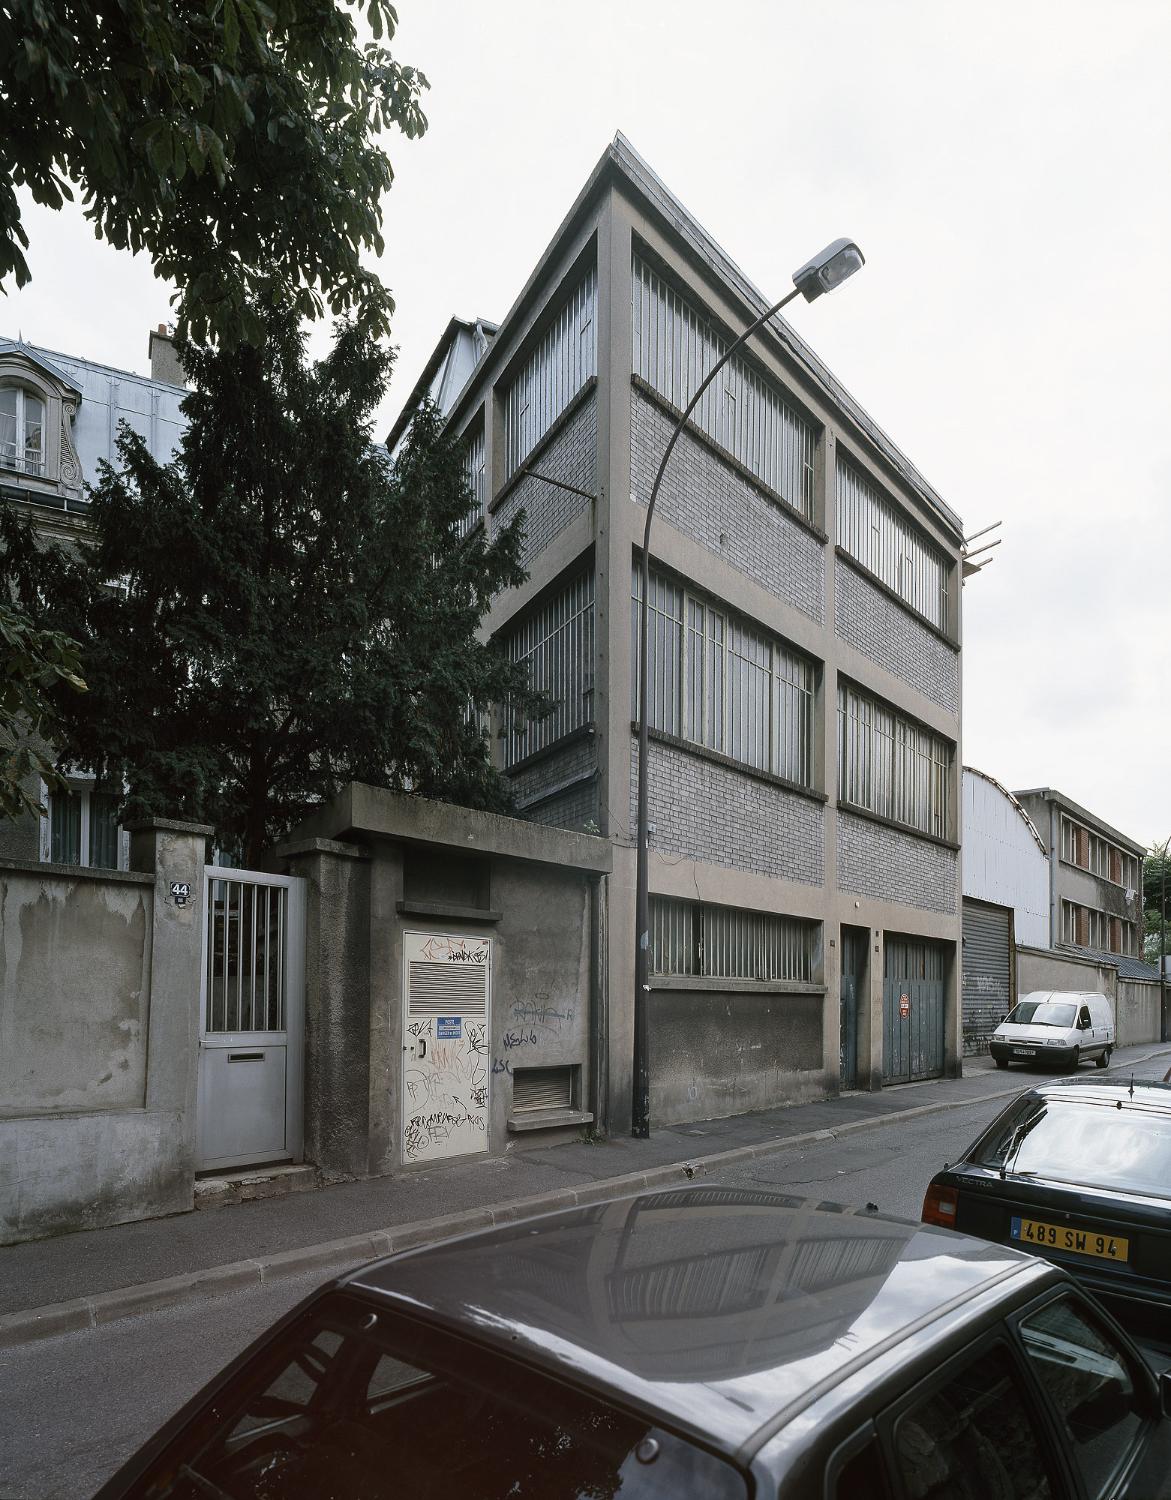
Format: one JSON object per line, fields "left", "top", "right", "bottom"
{"left": 962, "top": 899, "right": 1012, "bottom": 1055}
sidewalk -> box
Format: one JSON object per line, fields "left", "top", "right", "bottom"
{"left": 3, "top": 1044, "right": 1169, "bottom": 1348}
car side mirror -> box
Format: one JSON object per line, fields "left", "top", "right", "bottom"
{"left": 1000, "top": 1014, "right": 1008, "bottom": 1024}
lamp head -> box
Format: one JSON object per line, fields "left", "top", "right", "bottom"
{"left": 791, "top": 239, "right": 865, "bottom": 302}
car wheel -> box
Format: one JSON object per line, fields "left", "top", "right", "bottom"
{"left": 995, "top": 1058, "right": 1008, "bottom": 1070}
{"left": 1067, "top": 1048, "right": 1080, "bottom": 1072}
{"left": 1096, "top": 1047, "right": 1111, "bottom": 1069}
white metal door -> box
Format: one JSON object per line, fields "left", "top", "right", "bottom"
{"left": 402, "top": 932, "right": 490, "bottom": 1164}
{"left": 197, "top": 866, "right": 305, "bottom": 1171}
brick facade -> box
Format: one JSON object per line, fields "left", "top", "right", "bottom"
{"left": 834, "top": 555, "right": 959, "bottom": 713}
{"left": 837, "top": 809, "right": 957, "bottom": 915}
{"left": 631, "top": 735, "right": 824, "bottom": 885}
{"left": 492, "top": 393, "right": 596, "bottom": 571}
{"left": 631, "top": 388, "right": 825, "bottom": 624}
{"left": 508, "top": 733, "right": 598, "bottom": 831}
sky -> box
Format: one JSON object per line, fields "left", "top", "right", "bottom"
{"left": 5, "top": 0, "right": 1169, "bottom": 846}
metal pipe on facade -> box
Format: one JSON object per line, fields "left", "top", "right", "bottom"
{"left": 632, "top": 240, "right": 865, "bottom": 1138}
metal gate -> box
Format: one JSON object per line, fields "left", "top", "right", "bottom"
{"left": 839, "top": 927, "right": 867, "bottom": 1089}
{"left": 962, "top": 899, "right": 1013, "bottom": 1056}
{"left": 197, "top": 866, "right": 305, "bottom": 1172}
{"left": 883, "top": 935, "right": 946, "bottom": 1084}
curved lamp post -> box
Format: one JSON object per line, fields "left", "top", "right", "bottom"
{"left": 633, "top": 238, "right": 866, "bottom": 1139}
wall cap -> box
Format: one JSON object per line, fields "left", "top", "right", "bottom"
{"left": 0, "top": 857, "right": 153, "bottom": 887}
{"left": 272, "top": 837, "right": 370, "bottom": 862}
{"left": 125, "top": 818, "right": 215, "bottom": 837}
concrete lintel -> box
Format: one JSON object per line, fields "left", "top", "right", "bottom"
{"left": 297, "top": 783, "right": 614, "bottom": 875}
{"left": 273, "top": 836, "right": 370, "bottom": 862}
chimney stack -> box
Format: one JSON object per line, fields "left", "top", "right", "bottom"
{"left": 148, "top": 323, "right": 185, "bottom": 386}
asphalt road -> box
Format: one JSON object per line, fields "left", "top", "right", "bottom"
{"left": 3, "top": 1055, "right": 1168, "bottom": 1500}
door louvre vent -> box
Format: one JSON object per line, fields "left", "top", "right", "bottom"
{"left": 512, "top": 1066, "right": 574, "bottom": 1114}
{"left": 407, "top": 960, "right": 488, "bottom": 1017}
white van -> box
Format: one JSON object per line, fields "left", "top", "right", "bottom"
{"left": 988, "top": 991, "right": 1115, "bottom": 1072}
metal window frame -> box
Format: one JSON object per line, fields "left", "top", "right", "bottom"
{"left": 837, "top": 681, "right": 953, "bottom": 838}
{"left": 505, "top": 571, "right": 595, "bottom": 767}
{"left": 457, "top": 420, "right": 486, "bottom": 539}
{"left": 503, "top": 270, "right": 598, "bottom": 480}
{"left": 632, "top": 255, "right": 818, "bottom": 520}
{"left": 649, "top": 893, "right": 815, "bottom": 983}
{"left": 837, "top": 457, "right": 949, "bottom": 630}
{"left": 633, "top": 564, "right": 814, "bottom": 787}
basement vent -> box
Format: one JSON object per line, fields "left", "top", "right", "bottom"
{"left": 512, "top": 1066, "right": 575, "bottom": 1114}
{"left": 407, "top": 961, "right": 488, "bottom": 1018}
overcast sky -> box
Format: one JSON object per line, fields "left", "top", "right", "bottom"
{"left": 6, "top": 0, "right": 1169, "bottom": 846}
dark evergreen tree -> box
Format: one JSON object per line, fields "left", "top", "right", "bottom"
{"left": 33, "top": 313, "right": 533, "bottom": 864}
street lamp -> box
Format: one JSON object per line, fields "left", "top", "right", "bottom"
{"left": 632, "top": 238, "right": 865, "bottom": 1139}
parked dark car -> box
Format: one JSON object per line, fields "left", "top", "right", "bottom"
{"left": 923, "top": 1079, "right": 1171, "bottom": 1339}
{"left": 96, "top": 1186, "right": 1171, "bottom": 1500}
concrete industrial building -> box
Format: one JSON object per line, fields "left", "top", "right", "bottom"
{"left": 389, "top": 135, "right": 967, "bottom": 1129}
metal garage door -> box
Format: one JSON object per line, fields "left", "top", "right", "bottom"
{"left": 883, "top": 936, "right": 946, "bottom": 1084}
{"left": 962, "top": 899, "right": 1013, "bottom": 1056}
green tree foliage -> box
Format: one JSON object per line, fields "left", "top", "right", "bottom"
{"left": 30, "top": 312, "right": 533, "bottom": 864}
{"left": 1144, "top": 841, "right": 1170, "bottom": 969}
{"left": 0, "top": 506, "right": 86, "bottom": 821}
{"left": 1, "top": 0, "right": 427, "bottom": 345}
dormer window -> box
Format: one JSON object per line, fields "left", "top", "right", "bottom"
{"left": 0, "top": 385, "right": 45, "bottom": 476}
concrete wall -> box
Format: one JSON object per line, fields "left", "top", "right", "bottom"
{"left": 1017, "top": 945, "right": 1117, "bottom": 1000}
{"left": 1117, "top": 980, "right": 1161, "bottom": 1047}
{"left": 649, "top": 986, "right": 826, "bottom": 1124}
{"left": 0, "top": 821, "right": 209, "bottom": 1245}
{"left": 278, "top": 786, "right": 612, "bottom": 1178}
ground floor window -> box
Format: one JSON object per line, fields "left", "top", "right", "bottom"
{"left": 41, "top": 784, "right": 124, "bottom": 870}
{"left": 650, "top": 895, "right": 815, "bottom": 982}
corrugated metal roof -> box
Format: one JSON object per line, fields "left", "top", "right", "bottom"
{"left": 1060, "top": 943, "right": 1160, "bottom": 982}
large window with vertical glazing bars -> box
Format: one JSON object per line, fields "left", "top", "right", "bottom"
{"left": 457, "top": 422, "right": 486, "bottom": 538}
{"left": 631, "top": 254, "right": 817, "bottom": 522}
{"left": 505, "top": 572, "right": 594, "bottom": 767}
{"left": 503, "top": 269, "right": 597, "bottom": 481}
{"left": 837, "top": 682, "right": 952, "bottom": 838}
{"left": 632, "top": 565, "right": 815, "bottom": 787}
{"left": 837, "top": 459, "right": 950, "bottom": 631}
{"left": 650, "top": 895, "right": 815, "bottom": 982}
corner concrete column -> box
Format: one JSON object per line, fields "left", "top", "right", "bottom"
{"left": 944, "top": 940, "right": 963, "bottom": 1079}
{"left": 865, "top": 927, "right": 884, "bottom": 1091}
{"left": 274, "top": 837, "right": 371, "bottom": 1181}
{"left": 128, "top": 817, "right": 213, "bottom": 1199}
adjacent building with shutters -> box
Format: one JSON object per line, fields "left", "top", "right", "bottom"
{"left": 0, "top": 328, "right": 186, "bottom": 871}
{"left": 387, "top": 134, "right": 967, "bottom": 1128}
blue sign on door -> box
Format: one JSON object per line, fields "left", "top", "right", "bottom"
{"left": 436, "top": 1016, "right": 462, "bottom": 1039}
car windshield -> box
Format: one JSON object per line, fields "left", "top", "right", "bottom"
{"left": 1005, "top": 1001, "right": 1077, "bottom": 1028}
{"left": 970, "top": 1096, "right": 1171, "bottom": 1197}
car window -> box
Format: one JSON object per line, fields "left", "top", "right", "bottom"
{"left": 830, "top": 1436, "right": 890, "bottom": 1499}
{"left": 892, "top": 1343, "right": 1055, "bottom": 1500}
{"left": 1019, "top": 1298, "right": 1144, "bottom": 1500}
{"left": 1079, "top": 1007, "right": 1092, "bottom": 1028}
{"left": 131, "top": 1295, "right": 747, "bottom": 1500}
{"left": 968, "top": 1096, "right": 1171, "bottom": 1195}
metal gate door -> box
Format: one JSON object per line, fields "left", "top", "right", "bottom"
{"left": 402, "top": 932, "right": 490, "bottom": 1165}
{"left": 839, "top": 927, "right": 867, "bottom": 1089}
{"left": 883, "top": 935, "right": 945, "bottom": 1084}
{"left": 962, "top": 899, "right": 1013, "bottom": 1055}
{"left": 197, "top": 867, "right": 305, "bottom": 1171}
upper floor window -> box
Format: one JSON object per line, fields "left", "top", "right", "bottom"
{"left": 503, "top": 269, "right": 597, "bottom": 481}
{"left": 837, "top": 458, "right": 950, "bottom": 631}
{"left": 632, "top": 565, "right": 816, "bottom": 788}
{"left": 837, "top": 681, "right": 953, "bottom": 839}
{"left": 651, "top": 895, "right": 815, "bottom": 982}
{"left": 0, "top": 385, "right": 45, "bottom": 476}
{"left": 1059, "top": 814, "right": 1139, "bottom": 888}
{"left": 504, "top": 571, "right": 595, "bottom": 767}
{"left": 632, "top": 254, "right": 817, "bottom": 522}
{"left": 457, "top": 422, "right": 486, "bottom": 539}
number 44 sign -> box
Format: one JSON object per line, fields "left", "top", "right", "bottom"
{"left": 899, "top": 993, "right": 911, "bottom": 1019}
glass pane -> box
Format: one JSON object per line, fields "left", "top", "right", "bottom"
{"left": 49, "top": 791, "right": 82, "bottom": 865}
{"left": 970, "top": 1095, "right": 1171, "bottom": 1196}
{"left": 894, "top": 1344, "right": 1053, "bottom": 1500}
{"left": 1020, "top": 1298, "right": 1142, "bottom": 1499}
{"left": 23, "top": 393, "right": 43, "bottom": 462}
{"left": 0, "top": 387, "right": 16, "bottom": 461}
{"left": 149, "top": 1298, "right": 745, "bottom": 1500}
{"left": 89, "top": 793, "right": 120, "bottom": 870}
